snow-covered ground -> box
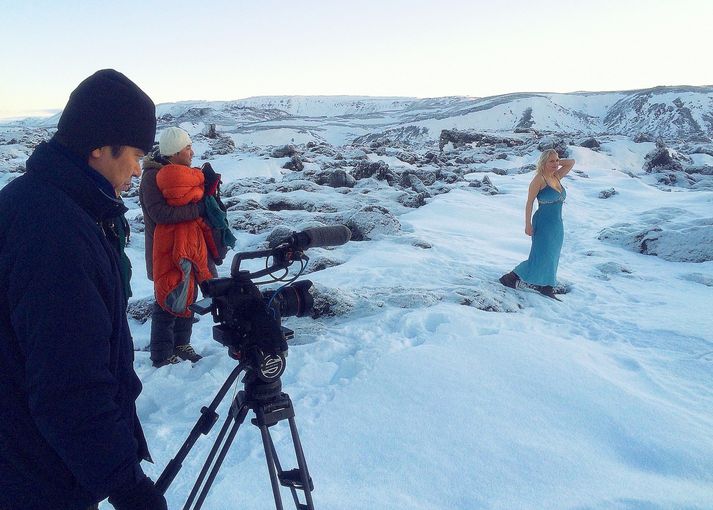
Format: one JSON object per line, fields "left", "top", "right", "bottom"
{"left": 1, "top": 91, "right": 712, "bottom": 509}
{"left": 124, "top": 140, "right": 713, "bottom": 509}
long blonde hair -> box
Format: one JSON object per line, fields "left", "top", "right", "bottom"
{"left": 536, "top": 149, "right": 558, "bottom": 176}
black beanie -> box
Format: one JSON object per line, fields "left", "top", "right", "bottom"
{"left": 55, "top": 69, "right": 156, "bottom": 157}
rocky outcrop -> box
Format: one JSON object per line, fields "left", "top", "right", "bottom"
{"left": 643, "top": 140, "right": 691, "bottom": 173}
{"left": 271, "top": 144, "right": 298, "bottom": 158}
{"left": 439, "top": 130, "right": 525, "bottom": 151}
{"left": 346, "top": 205, "right": 401, "bottom": 241}
{"left": 598, "top": 188, "right": 618, "bottom": 199}
{"left": 352, "top": 160, "right": 396, "bottom": 184}
{"left": 598, "top": 208, "right": 713, "bottom": 262}
{"left": 536, "top": 137, "right": 570, "bottom": 158}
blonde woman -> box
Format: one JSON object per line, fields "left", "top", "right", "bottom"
{"left": 500, "top": 149, "right": 575, "bottom": 299}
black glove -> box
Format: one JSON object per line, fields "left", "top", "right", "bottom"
{"left": 108, "top": 476, "right": 167, "bottom": 510}
{"left": 201, "top": 162, "right": 221, "bottom": 196}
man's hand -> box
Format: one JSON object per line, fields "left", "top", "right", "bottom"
{"left": 108, "top": 476, "right": 167, "bottom": 510}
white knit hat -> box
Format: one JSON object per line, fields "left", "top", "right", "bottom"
{"left": 159, "top": 127, "right": 192, "bottom": 156}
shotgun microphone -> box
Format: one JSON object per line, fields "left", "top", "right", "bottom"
{"left": 286, "top": 225, "right": 352, "bottom": 250}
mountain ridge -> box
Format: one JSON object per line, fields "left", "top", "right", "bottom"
{"left": 2, "top": 85, "right": 713, "bottom": 143}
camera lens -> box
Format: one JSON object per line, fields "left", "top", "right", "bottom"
{"left": 264, "top": 280, "right": 314, "bottom": 318}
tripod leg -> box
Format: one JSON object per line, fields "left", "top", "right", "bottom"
{"left": 191, "top": 401, "right": 251, "bottom": 510}
{"left": 183, "top": 400, "right": 245, "bottom": 510}
{"left": 156, "top": 363, "right": 246, "bottom": 494}
{"left": 287, "top": 417, "right": 315, "bottom": 510}
{"left": 257, "top": 407, "right": 314, "bottom": 510}
{"left": 263, "top": 424, "right": 313, "bottom": 510}
{"left": 259, "top": 424, "right": 285, "bottom": 510}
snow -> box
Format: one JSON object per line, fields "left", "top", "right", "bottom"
{"left": 543, "top": 92, "right": 626, "bottom": 118}
{"left": 127, "top": 140, "right": 713, "bottom": 509}
{"left": 2, "top": 94, "right": 713, "bottom": 509}
{"left": 229, "top": 128, "right": 321, "bottom": 148}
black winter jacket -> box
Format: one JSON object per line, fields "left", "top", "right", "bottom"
{"left": 0, "top": 140, "right": 151, "bottom": 509}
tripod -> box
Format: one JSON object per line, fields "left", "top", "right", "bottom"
{"left": 156, "top": 362, "right": 315, "bottom": 510}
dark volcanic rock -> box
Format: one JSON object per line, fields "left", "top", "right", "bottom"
{"left": 271, "top": 144, "right": 298, "bottom": 158}
{"left": 282, "top": 155, "right": 304, "bottom": 171}
{"left": 205, "top": 123, "right": 218, "bottom": 139}
{"left": 518, "top": 164, "right": 536, "bottom": 174}
{"left": 229, "top": 211, "right": 283, "bottom": 234}
{"left": 398, "top": 192, "right": 428, "bottom": 208}
{"left": 127, "top": 297, "right": 154, "bottom": 324}
{"left": 579, "top": 137, "right": 601, "bottom": 149}
{"left": 302, "top": 255, "right": 345, "bottom": 274}
{"left": 225, "top": 198, "right": 264, "bottom": 211}
{"left": 400, "top": 172, "right": 430, "bottom": 194}
{"left": 439, "top": 129, "right": 525, "bottom": 151}
{"left": 352, "top": 160, "right": 396, "bottom": 184}
{"left": 598, "top": 208, "right": 713, "bottom": 262}
{"left": 684, "top": 165, "right": 713, "bottom": 176}
{"left": 201, "top": 135, "right": 236, "bottom": 159}
{"left": 346, "top": 205, "right": 401, "bottom": 241}
{"left": 266, "top": 225, "right": 295, "bottom": 247}
{"left": 396, "top": 151, "right": 417, "bottom": 165}
{"left": 598, "top": 188, "right": 618, "bottom": 199}
{"left": 469, "top": 175, "right": 499, "bottom": 195}
{"left": 275, "top": 179, "right": 321, "bottom": 193}
{"left": 314, "top": 169, "right": 357, "bottom": 188}
{"left": 536, "top": 137, "right": 570, "bottom": 158}
{"left": 634, "top": 133, "right": 655, "bottom": 143}
{"left": 515, "top": 107, "right": 534, "bottom": 130}
{"left": 309, "top": 286, "right": 356, "bottom": 319}
{"left": 129, "top": 213, "right": 145, "bottom": 233}
{"left": 657, "top": 173, "right": 677, "bottom": 185}
{"left": 264, "top": 195, "right": 335, "bottom": 213}
{"left": 435, "top": 169, "right": 460, "bottom": 184}
{"left": 688, "top": 146, "right": 713, "bottom": 157}
{"left": 352, "top": 126, "right": 429, "bottom": 146}
{"left": 423, "top": 152, "right": 443, "bottom": 165}
{"left": 643, "top": 140, "right": 690, "bottom": 173}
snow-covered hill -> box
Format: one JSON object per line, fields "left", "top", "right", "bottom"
{"left": 5, "top": 85, "right": 713, "bottom": 144}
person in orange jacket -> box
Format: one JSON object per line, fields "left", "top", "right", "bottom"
{"left": 145, "top": 127, "right": 215, "bottom": 367}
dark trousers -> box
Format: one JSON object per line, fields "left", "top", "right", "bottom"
{"left": 149, "top": 302, "right": 194, "bottom": 362}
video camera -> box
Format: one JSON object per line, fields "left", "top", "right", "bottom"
{"left": 191, "top": 225, "right": 352, "bottom": 385}
{"left": 157, "top": 225, "right": 351, "bottom": 510}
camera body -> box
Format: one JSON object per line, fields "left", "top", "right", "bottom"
{"left": 192, "top": 272, "right": 313, "bottom": 382}
{"left": 191, "top": 226, "right": 350, "bottom": 383}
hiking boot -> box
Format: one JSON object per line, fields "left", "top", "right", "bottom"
{"left": 537, "top": 285, "right": 561, "bottom": 301}
{"left": 175, "top": 344, "right": 203, "bottom": 363}
{"left": 152, "top": 354, "right": 181, "bottom": 368}
{"left": 499, "top": 271, "right": 520, "bottom": 289}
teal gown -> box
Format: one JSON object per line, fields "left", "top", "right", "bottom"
{"left": 513, "top": 184, "right": 566, "bottom": 287}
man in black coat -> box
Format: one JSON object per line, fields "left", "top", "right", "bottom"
{"left": 0, "top": 70, "right": 167, "bottom": 510}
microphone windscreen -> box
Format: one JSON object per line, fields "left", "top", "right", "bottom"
{"left": 303, "top": 225, "right": 352, "bottom": 248}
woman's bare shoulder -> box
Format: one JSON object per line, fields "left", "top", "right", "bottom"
{"left": 529, "top": 174, "right": 546, "bottom": 189}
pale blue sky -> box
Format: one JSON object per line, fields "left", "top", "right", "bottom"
{"left": 1, "top": 0, "right": 711, "bottom": 118}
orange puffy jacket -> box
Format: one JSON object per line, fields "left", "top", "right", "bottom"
{"left": 152, "top": 164, "right": 215, "bottom": 317}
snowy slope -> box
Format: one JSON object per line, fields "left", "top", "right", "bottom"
{"left": 126, "top": 139, "right": 713, "bottom": 510}
{"left": 1, "top": 90, "right": 712, "bottom": 509}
